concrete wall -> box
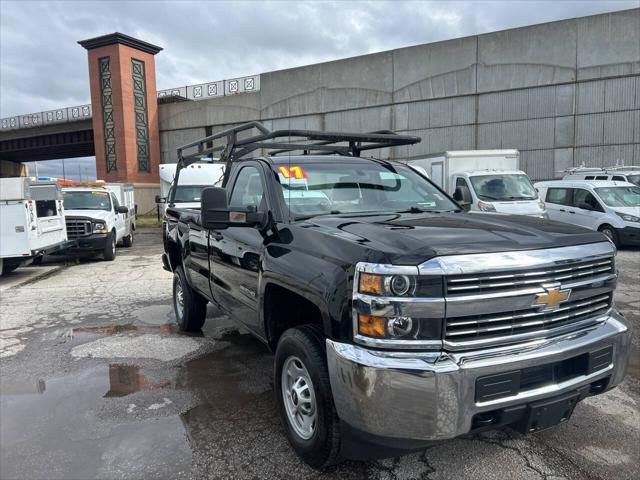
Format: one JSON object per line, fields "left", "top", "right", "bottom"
{"left": 158, "top": 8, "right": 640, "bottom": 181}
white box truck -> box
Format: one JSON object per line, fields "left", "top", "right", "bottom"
{"left": 407, "top": 150, "right": 546, "bottom": 217}
{"left": 156, "top": 162, "right": 225, "bottom": 247}
{"left": 156, "top": 163, "right": 225, "bottom": 210}
{"left": 105, "top": 183, "right": 136, "bottom": 235}
{"left": 0, "top": 177, "right": 69, "bottom": 275}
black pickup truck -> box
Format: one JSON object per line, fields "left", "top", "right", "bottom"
{"left": 162, "top": 122, "right": 631, "bottom": 467}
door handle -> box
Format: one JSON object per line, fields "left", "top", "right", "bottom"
{"left": 569, "top": 211, "right": 576, "bottom": 214}
{"left": 559, "top": 209, "right": 566, "bottom": 212}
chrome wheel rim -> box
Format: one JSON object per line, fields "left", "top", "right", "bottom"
{"left": 111, "top": 237, "right": 116, "bottom": 255}
{"left": 602, "top": 228, "right": 614, "bottom": 240}
{"left": 175, "top": 279, "right": 184, "bottom": 319}
{"left": 281, "top": 355, "right": 317, "bottom": 440}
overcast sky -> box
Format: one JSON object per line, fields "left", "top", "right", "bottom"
{"left": 1, "top": 0, "right": 637, "bottom": 118}
{"left": 2, "top": 0, "right": 637, "bottom": 180}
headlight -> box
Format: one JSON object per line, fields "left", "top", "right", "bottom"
{"left": 616, "top": 212, "right": 640, "bottom": 223}
{"left": 477, "top": 201, "right": 496, "bottom": 212}
{"left": 93, "top": 222, "right": 108, "bottom": 233}
{"left": 359, "top": 273, "right": 416, "bottom": 296}
{"left": 355, "top": 268, "right": 444, "bottom": 346}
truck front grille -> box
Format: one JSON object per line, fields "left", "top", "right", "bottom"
{"left": 66, "top": 218, "right": 91, "bottom": 238}
{"left": 445, "top": 293, "right": 612, "bottom": 342}
{"left": 446, "top": 257, "right": 614, "bottom": 295}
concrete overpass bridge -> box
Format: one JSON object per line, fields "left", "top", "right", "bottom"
{"left": 2, "top": 8, "right": 639, "bottom": 212}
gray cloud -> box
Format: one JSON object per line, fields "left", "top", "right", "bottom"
{"left": 1, "top": 0, "right": 636, "bottom": 118}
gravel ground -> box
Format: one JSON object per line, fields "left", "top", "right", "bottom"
{"left": 0, "top": 229, "right": 638, "bottom": 480}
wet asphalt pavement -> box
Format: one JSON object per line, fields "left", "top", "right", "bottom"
{"left": 0, "top": 229, "right": 638, "bottom": 480}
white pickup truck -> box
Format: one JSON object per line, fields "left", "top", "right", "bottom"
{"left": 62, "top": 184, "right": 132, "bottom": 260}
{"left": 0, "top": 177, "right": 69, "bottom": 275}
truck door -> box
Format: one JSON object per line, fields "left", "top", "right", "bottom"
{"left": 110, "top": 193, "right": 126, "bottom": 240}
{"left": 209, "top": 163, "right": 267, "bottom": 336}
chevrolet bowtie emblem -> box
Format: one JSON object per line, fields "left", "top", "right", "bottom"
{"left": 534, "top": 286, "right": 571, "bottom": 311}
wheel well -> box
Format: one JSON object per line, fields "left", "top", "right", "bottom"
{"left": 167, "top": 240, "right": 181, "bottom": 271}
{"left": 264, "top": 283, "right": 324, "bottom": 350}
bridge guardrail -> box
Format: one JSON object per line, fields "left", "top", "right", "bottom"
{"left": 1, "top": 74, "right": 260, "bottom": 132}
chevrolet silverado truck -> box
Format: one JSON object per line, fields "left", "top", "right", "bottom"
{"left": 162, "top": 122, "right": 631, "bottom": 467}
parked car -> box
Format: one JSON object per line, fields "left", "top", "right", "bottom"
{"left": 163, "top": 122, "right": 630, "bottom": 467}
{"left": 0, "top": 177, "right": 69, "bottom": 275}
{"left": 407, "top": 150, "right": 546, "bottom": 217}
{"left": 535, "top": 179, "right": 640, "bottom": 247}
{"left": 62, "top": 183, "right": 131, "bottom": 260}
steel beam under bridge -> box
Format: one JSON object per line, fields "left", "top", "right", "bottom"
{"left": 0, "top": 122, "right": 95, "bottom": 162}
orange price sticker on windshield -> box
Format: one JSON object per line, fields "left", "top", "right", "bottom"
{"left": 278, "top": 166, "right": 308, "bottom": 179}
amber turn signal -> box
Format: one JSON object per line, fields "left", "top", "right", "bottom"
{"left": 358, "top": 314, "right": 386, "bottom": 337}
{"left": 359, "top": 273, "right": 383, "bottom": 295}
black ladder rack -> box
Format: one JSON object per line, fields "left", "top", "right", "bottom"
{"left": 171, "top": 121, "right": 421, "bottom": 200}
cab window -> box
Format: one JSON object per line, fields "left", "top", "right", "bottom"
{"left": 111, "top": 193, "right": 120, "bottom": 210}
{"left": 612, "top": 176, "right": 626, "bottom": 182}
{"left": 572, "top": 189, "right": 603, "bottom": 212}
{"left": 546, "top": 187, "right": 573, "bottom": 206}
{"left": 229, "top": 166, "right": 265, "bottom": 210}
{"left": 595, "top": 176, "right": 608, "bottom": 180}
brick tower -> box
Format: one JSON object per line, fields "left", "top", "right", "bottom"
{"left": 79, "top": 33, "right": 162, "bottom": 211}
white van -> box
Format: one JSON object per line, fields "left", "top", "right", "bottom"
{"left": 62, "top": 184, "right": 132, "bottom": 260}
{"left": 0, "top": 177, "right": 69, "bottom": 275}
{"left": 534, "top": 179, "right": 640, "bottom": 247}
{"left": 407, "top": 150, "right": 546, "bottom": 217}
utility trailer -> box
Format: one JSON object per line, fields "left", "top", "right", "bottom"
{"left": 0, "top": 177, "right": 69, "bottom": 275}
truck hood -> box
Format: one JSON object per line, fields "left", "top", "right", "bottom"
{"left": 305, "top": 211, "right": 606, "bottom": 265}
{"left": 65, "top": 209, "right": 111, "bottom": 222}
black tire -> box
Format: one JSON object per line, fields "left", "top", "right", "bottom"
{"left": 122, "top": 233, "right": 133, "bottom": 248}
{"left": 598, "top": 224, "right": 620, "bottom": 247}
{"left": 173, "top": 266, "right": 207, "bottom": 331}
{"left": 103, "top": 231, "right": 116, "bottom": 261}
{"left": 1, "top": 259, "right": 21, "bottom": 275}
{"left": 275, "top": 325, "right": 341, "bottom": 468}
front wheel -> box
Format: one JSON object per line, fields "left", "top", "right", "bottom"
{"left": 103, "top": 232, "right": 116, "bottom": 261}
{"left": 275, "top": 325, "right": 341, "bottom": 468}
{"left": 173, "top": 266, "right": 207, "bottom": 331}
{"left": 598, "top": 224, "right": 620, "bottom": 247}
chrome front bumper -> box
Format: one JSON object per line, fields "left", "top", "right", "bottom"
{"left": 327, "top": 310, "right": 631, "bottom": 441}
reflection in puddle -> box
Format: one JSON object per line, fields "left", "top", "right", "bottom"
{"left": 105, "top": 364, "right": 170, "bottom": 397}
{"left": 0, "top": 378, "right": 46, "bottom": 395}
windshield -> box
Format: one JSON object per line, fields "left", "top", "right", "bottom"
{"left": 275, "top": 161, "right": 459, "bottom": 218}
{"left": 173, "top": 185, "right": 208, "bottom": 203}
{"left": 594, "top": 186, "right": 640, "bottom": 207}
{"left": 470, "top": 174, "right": 537, "bottom": 201}
{"left": 626, "top": 175, "right": 640, "bottom": 186}
{"left": 63, "top": 191, "right": 111, "bottom": 211}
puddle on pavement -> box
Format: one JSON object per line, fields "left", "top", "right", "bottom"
{"left": 68, "top": 322, "right": 187, "bottom": 344}
{"left": 0, "top": 331, "right": 276, "bottom": 479}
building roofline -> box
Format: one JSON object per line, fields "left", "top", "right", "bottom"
{"left": 78, "top": 32, "right": 162, "bottom": 55}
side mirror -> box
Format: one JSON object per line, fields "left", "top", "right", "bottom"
{"left": 115, "top": 206, "right": 128, "bottom": 214}
{"left": 155, "top": 195, "right": 166, "bottom": 204}
{"left": 201, "top": 187, "right": 268, "bottom": 230}
{"left": 453, "top": 185, "right": 472, "bottom": 205}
